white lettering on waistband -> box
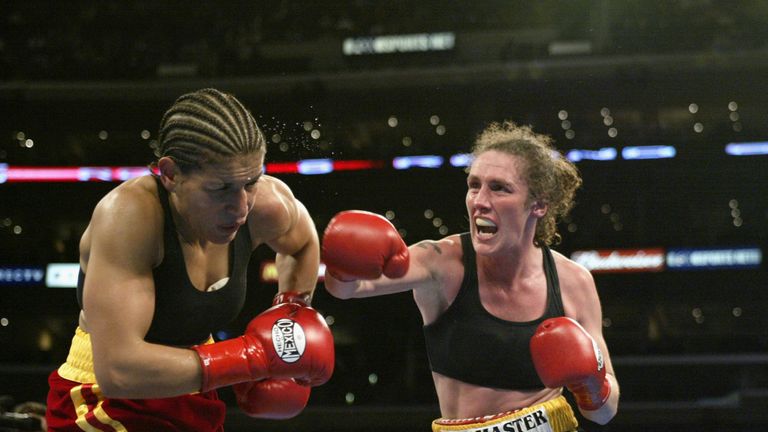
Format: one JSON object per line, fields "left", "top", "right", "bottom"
{"left": 450, "top": 408, "right": 553, "bottom": 432}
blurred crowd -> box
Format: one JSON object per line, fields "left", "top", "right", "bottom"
{"left": 2, "top": 0, "right": 767, "bottom": 81}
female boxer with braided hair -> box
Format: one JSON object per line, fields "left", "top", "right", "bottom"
{"left": 323, "top": 121, "right": 619, "bottom": 431}
{"left": 46, "top": 88, "right": 334, "bottom": 431}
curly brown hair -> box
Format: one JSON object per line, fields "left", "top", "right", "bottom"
{"left": 471, "top": 121, "right": 582, "bottom": 246}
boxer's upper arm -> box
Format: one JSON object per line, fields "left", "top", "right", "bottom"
{"left": 254, "top": 177, "right": 320, "bottom": 294}
{"left": 410, "top": 237, "right": 464, "bottom": 324}
{"left": 351, "top": 238, "right": 441, "bottom": 296}
{"left": 561, "top": 257, "right": 621, "bottom": 422}
{"left": 82, "top": 189, "right": 160, "bottom": 391}
{"left": 561, "top": 259, "right": 617, "bottom": 379}
{"left": 249, "top": 176, "right": 310, "bottom": 251}
{"left": 271, "top": 199, "right": 320, "bottom": 295}
{"left": 266, "top": 195, "right": 318, "bottom": 257}
{"left": 343, "top": 236, "right": 458, "bottom": 312}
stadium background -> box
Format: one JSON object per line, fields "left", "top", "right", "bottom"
{"left": 1, "top": 1, "right": 767, "bottom": 430}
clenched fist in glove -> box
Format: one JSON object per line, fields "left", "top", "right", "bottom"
{"left": 192, "top": 292, "right": 334, "bottom": 393}
{"left": 233, "top": 379, "right": 310, "bottom": 419}
{"left": 322, "top": 210, "right": 409, "bottom": 281}
{"left": 231, "top": 291, "right": 319, "bottom": 419}
{"left": 530, "top": 317, "right": 611, "bottom": 411}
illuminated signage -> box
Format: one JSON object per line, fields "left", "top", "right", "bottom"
{"left": 667, "top": 247, "right": 762, "bottom": 270}
{"left": 297, "top": 159, "right": 334, "bottom": 175}
{"left": 393, "top": 155, "right": 444, "bottom": 169}
{"left": 343, "top": 32, "right": 455, "bottom": 56}
{"left": 622, "top": 145, "right": 676, "bottom": 160}
{"left": 449, "top": 153, "right": 473, "bottom": 167}
{"left": 260, "top": 261, "right": 326, "bottom": 283}
{"left": 46, "top": 263, "right": 80, "bottom": 288}
{"left": 571, "top": 248, "right": 666, "bottom": 273}
{"left": 725, "top": 141, "right": 768, "bottom": 156}
{"left": 0, "top": 266, "right": 45, "bottom": 285}
{"left": 566, "top": 148, "right": 617, "bottom": 162}
{"left": 572, "top": 246, "right": 763, "bottom": 274}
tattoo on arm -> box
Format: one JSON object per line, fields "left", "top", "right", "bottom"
{"left": 416, "top": 241, "right": 442, "bottom": 254}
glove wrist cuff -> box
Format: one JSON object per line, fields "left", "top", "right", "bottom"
{"left": 192, "top": 336, "right": 263, "bottom": 392}
{"left": 272, "top": 291, "right": 312, "bottom": 306}
{"left": 327, "top": 269, "right": 358, "bottom": 283}
{"left": 570, "top": 376, "right": 611, "bottom": 411}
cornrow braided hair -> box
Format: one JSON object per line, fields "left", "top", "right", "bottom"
{"left": 471, "top": 121, "right": 582, "bottom": 246}
{"left": 153, "top": 88, "right": 265, "bottom": 172}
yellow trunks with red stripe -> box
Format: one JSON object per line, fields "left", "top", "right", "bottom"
{"left": 58, "top": 326, "right": 213, "bottom": 384}
{"left": 51, "top": 327, "right": 219, "bottom": 432}
{"left": 432, "top": 396, "right": 578, "bottom": 432}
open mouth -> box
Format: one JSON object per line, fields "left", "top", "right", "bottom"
{"left": 220, "top": 223, "right": 240, "bottom": 233}
{"left": 475, "top": 217, "right": 498, "bottom": 235}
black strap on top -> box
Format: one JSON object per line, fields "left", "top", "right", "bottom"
{"left": 542, "top": 240, "right": 565, "bottom": 317}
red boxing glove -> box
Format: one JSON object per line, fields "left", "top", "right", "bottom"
{"left": 192, "top": 296, "right": 334, "bottom": 393}
{"left": 530, "top": 317, "right": 611, "bottom": 411}
{"left": 245, "top": 302, "right": 335, "bottom": 387}
{"left": 192, "top": 334, "right": 269, "bottom": 393}
{"left": 233, "top": 379, "right": 310, "bottom": 419}
{"left": 322, "top": 210, "right": 410, "bottom": 281}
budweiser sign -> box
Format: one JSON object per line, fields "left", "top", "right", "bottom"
{"left": 571, "top": 248, "right": 666, "bottom": 273}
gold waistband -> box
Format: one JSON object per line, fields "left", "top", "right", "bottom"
{"left": 432, "top": 396, "right": 578, "bottom": 432}
{"left": 58, "top": 327, "right": 97, "bottom": 384}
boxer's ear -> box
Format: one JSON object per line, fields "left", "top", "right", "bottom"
{"left": 157, "top": 157, "right": 179, "bottom": 190}
{"left": 531, "top": 200, "right": 547, "bottom": 218}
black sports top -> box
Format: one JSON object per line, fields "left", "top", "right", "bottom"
{"left": 423, "top": 232, "right": 565, "bottom": 390}
{"left": 77, "top": 176, "right": 252, "bottom": 346}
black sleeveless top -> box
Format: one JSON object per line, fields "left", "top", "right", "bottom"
{"left": 77, "top": 176, "right": 252, "bottom": 346}
{"left": 423, "top": 232, "right": 565, "bottom": 390}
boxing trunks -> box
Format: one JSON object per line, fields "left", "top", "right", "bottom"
{"left": 432, "top": 396, "right": 578, "bottom": 432}
{"left": 46, "top": 327, "right": 225, "bottom": 432}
